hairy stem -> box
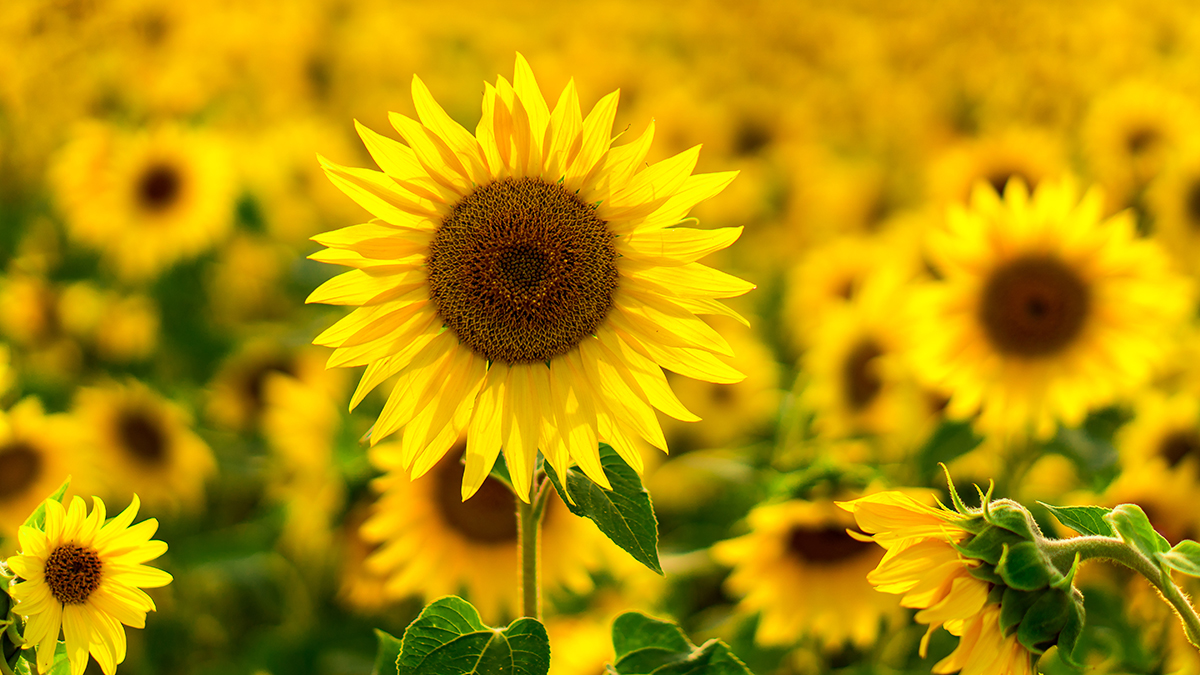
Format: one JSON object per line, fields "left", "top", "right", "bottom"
{"left": 516, "top": 475, "right": 550, "bottom": 620}
{"left": 1041, "top": 535, "right": 1200, "bottom": 650}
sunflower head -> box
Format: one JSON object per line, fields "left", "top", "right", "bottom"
{"left": 309, "top": 54, "right": 750, "bottom": 501}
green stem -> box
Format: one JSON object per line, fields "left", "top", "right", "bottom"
{"left": 1041, "top": 535, "right": 1200, "bottom": 650}
{"left": 516, "top": 474, "right": 550, "bottom": 620}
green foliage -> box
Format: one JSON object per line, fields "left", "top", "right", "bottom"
{"left": 372, "top": 629, "right": 403, "bottom": 675}
{"left": 1106, "top": 504, "right": 1170, "bottom": 562}
{"left": 397, "top": 596, "right": 549, "bottom": 675}
{"left": 608, "top": 613, "right": 753, "bottom": 675}
{"left": 918, "top": 421, "right": 982, "bottom": 482}
{"left": 1016, "top": 589, "right": 1071, "bottom": 654}
{"left": 1038, "top": 504, "right": 1116, "bottom": 538}
{"left": 1157, "top": 540, "right": 1200, "bottom": 577}
{"left": 20, "top": 478, "right": 70, "bottom": 532}
{"left": 545, "top": 444, "right": 662, "bottom": 575}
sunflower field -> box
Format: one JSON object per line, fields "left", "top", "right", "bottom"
{"left": 4, "top": 1, "right": 1200, "bottom": 674}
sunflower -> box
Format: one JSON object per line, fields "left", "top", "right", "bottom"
{"left": 0, "top": 343, "right": 13, "bottom": 399}
{"left": 912, "top": 178, "right": 1192, "bottom": 439}
{"left": 782, "top": 234, "right": 889, "bottom": 350}
{"left": 1117, "top": 391, "right": 1200, "bottom": 480}
{"left": 1147, "top": 151, "right": 1200, "bottom": 275}
{"left": 711, "top": 498, "right": 899, "bottom": 650}
{"left": 50, "top": 121, "right": 234, "bottom": 281}
{"left": 801, "top": 266, "right": 933, "bottom": 453}
{"left": 308, "top": 54, "right": 749, "bottom": 501}
{"left": 840, "top": 492, "right": 1037, "bottom": 675}
{"left": 205, "top": 340, "right": 341, "bottom": 433}
{"left": 361, "top": 443, "right": 611, "bottom": 624}
{"left": 73, "top": 381, "right": 215, "bottom": 512}
{"left": 5, "top": 495, "right": 172, "bottom": 675}
{"left": 0, "top": 398, "right": 86, "bottom": 541}
{"left": 926, "top": 128, "right": 1067, "bottom": 207}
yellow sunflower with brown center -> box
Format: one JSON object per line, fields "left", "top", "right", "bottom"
{"left": 912, "top": 178, "right": 1192, "bottom": 439}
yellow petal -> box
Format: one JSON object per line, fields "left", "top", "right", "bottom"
{"left": 616, "top": 226, "right": 743, "bottom": 266}
{"left": 626, "top": 261, "right": 756, "bottom": 299}
{"left": 354, "top": 120, "right": 425, "bottom": 180}
{"left": 410, "top": 76, "right": 489, "bottom": 185}
{"left": 513, "top": 53, "right": 550, "bottom": 170}
{"left": 463, "top": 365, "right": 507, "bottom": 500}
{"left": 565, "top": 89, "right": 619, "bottom": 190}
{"left": 319, "top": 155, "right": 444, "bottom": 222}
{"left": 547, "top": 78, "right": 583, "bottom": 178}
{"left": 633, "top": 170, "right": 740, "bottom": 231}
{"left": 614, "top": 326, "right": 745, "bottom": 384}
{"left": 305, "top": 268, "right": 425, "bottom": 306}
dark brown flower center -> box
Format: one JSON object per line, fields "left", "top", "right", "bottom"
{"left": 426, "top": 177, "right": 618, "bottom": 364}
{"left": 116, "top": 409, "right": 168, "bottom": 465}
{"left": 1185, "top": 178, "right": 1200, "bottom": 228}
{"left": 787, "top": 524, "right": 873, "bottom": 564}
{"left": 1159, "top": 429, "right": 1200, "bottom": 469}
{"left": 44, "top": 543, "right": 103, "bottom": 604}
{"left": 1127, "top": 127, "right": 1161, "bottom": 156}
{"left": 0, "top": 442, "right": 43, "bottom": 501}
{"left": 136, "top": 162, "right": 182, "bottom": 212}
{"left": 843, "top": 339, "right": 884, "bottom": 411}
{"left": 433, "top": 453, "right": 518, "bottom": 544}
{"left": 979, "top": 256, "right": 1090, "bottom": 358}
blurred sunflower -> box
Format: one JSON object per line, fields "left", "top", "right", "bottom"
{"left": 6, "top": 495, "right": 172, "bottom": 675}
{"left": 205, "top": 341, "right": 338, "bottom": 432}
{"left": 74, "top": 380, "right": 215, "bottom": 512}
{"left": 1081, "top": 82, "right": 1199, "bottom": 208}
{"left": 0, "top": 398, "right": 85, "bottom": 540}
{"left": 1117, "top": 392, "right": 1200, "bottom": 479}
{"left": 361, "top": 445, "right": 608, "bottom": 623}
{"left": 50, "top": 122, "right": 234, "bottom": 281}
{"left": 782, "top": 234, "right": 888, "bottom": 350}
{"left": 1147, "top": 152, "right": 1200, "bottom": 274}
{"left": 913, "top": 178, "right": 1192, "bottom": 439}
{"left": 802, "top": 268, "right": 930, "bottom": 451}
{"left": 309, "top": 54, "right": 749, "bottom": 500}
{"left": 926, "top": 128, "right": 1066, "bottom": 207}
{"left": 0, "top": 343, "right": 13, "bottom": 398}
{"left": 711, "top": 498, "right": 898, "bottom": 650}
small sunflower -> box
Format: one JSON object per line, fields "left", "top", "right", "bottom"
{"left": 51, "top": 122, "right": 234, "bottom": 281}
{"left": 308, "top": 54, "right": 750, "bottom": 501}
{"left": 0, "top": 398, "right": 86, "bottom": 540}
{"left": 840, "top": 492, "right": 1037, "bottom": 675}
{"left": 782, "top": 234, "right": 889, "bottom": 350}
{"left": 361, "top": 444, "right": 609, "bottom": 623}
{"left": 1147, "top": 152, "right": 1200, "bottom": 275}
{"left": 711, "top": 498, "right": 899, "bottom": 650}
{"left": 926, "top": 128, "right": 1067, "bottom": 207}
{"left": 913, "top": 178, "right": 1192, "bottom": 439}
{"left": 205, "top": 341, "right": 341, "bottom": 432}
{"left": 1117, "top": 391, "right": 1200, "bottom": 480}
{"left": 73, "top": 381, "right": 216, "bottom": 512}
{"left": 5, "top": 495, "right": 172, "bottom": 675}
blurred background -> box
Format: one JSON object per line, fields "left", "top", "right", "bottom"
{"left": 4, "top": 1, "right": 1200, "bottom": 673}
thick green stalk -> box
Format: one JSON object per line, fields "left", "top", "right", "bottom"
{"left": 1041, "top": 535, "right": 1200, "bottom": 650}
{"left": 516, "top": 476, "right": 550, "bottom": 620}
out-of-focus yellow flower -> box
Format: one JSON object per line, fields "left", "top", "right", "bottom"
{"left": 926, "top": 128, "right": 1067, "bottom": 207}
{"left": 0, "top": 343, "right": 13, "bottom": 399}
{"left": 712, "top": 498, "right": 899, "bottom": 650}
{"left": 1082, "top": 81, "right": 1200, "bottom": 209}
{"left": 0, "top": 398, "right": 87, "bottom": 540}
{"left": 1117, "top": 391, "right": 1200, "bottom": 480}
{"left": 205, "top": 342, "right": 339, "bottom": 433}
{"left": 782, "top": 234, "right": 890, "bottom": 350}
{"left": 913, "top": 178, "right": 1192, "bottom": 439}
{"left": 6, "top": 495, "right": 172, "bottom": 675}
{"left": 1147, "top": 149, "right": 1200, "bottom": 275}
{"left": 206, "top": 234, "right": 289, "bottom": 326}
{"left": 545, "top": 614, "right": 614, "bottom": 675}
{"left": 51, "top": 121, "right": 234, "bottom": 281}
{"left": 361, "top": 446, "right": 610, "bottom": 624}
{"left": 73, "top": 380, "right": 215, "bottom": 513}
{"left": 261, "top": 372, "right": 344, "bottom": 564}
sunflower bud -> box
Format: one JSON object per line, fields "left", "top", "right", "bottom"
{"left": 949, "top": 489, "right": 1087, "bottom": 664}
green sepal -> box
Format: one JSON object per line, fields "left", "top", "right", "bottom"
{"left": 1053, "top": 590, "right": 1087, "bottom": 668}
{"left": 975, "top": 481, "right": 996, "bottom": 517}
{"left": 1157, "top": 540, "right": 1200, "bottom": 577}
{"left": 1016, "top": 589, "right": 1070, "bottom": 655}
{"left": 397, "top": 596, "right": 550, "bottom": 675}
{"left": 999, "top": 586, "right": 1041, "bottom": 637}
{"left": 956, "top": 524, "right": 1026, "bottom": 565}
{"left": 1106, "top": 504, "right": 1170, "bottom": 562}
{"left": 1037, "top": 503, "right": 1116, "bottom": 538}
{"left": 545, "top": 444, "right": 662, "bottom": 575}
{"left": 984, "top": 501, "right": 1037, "bottom": 541}
{"left": 609, "top": 612, "right": 752, "bottom": 675}
{"left": 21, "top": 478, "right": 70, "bottom": 532}
{"left": 940, "top": 463, "right": 970, "bottom": 514}
{"left": 372, "top": 628, "right": 403, "bottom": 675}
{"left": 1050, "top": 552, "right": 1081, "bottom": 591}
{"left": 966, "top": 563, "right": 1005, "bottom": 586}
{"left": 486, "top": 454, "right": 514, "bottom": 493}
{"left": 996, "top": 541, "right": 1053, "bottom": 591}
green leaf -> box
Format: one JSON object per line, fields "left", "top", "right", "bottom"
{"left": 487, "top": 454, "right": 514, "bottom": 492}
{"left": 1016, "top": 589, "right": 1070, "bottom": 655}
{"left": 609, "top": 613, "right": 752, "bottom": 675}
{"left": 919, "top": 421, "right": 982, "bottom": 479}
{"left": 1038, "top": 503, "right": 1116, "bottom": 538}
{"left": 1158, "top": 540, "right": 1200, "bottom": 577}
{"left": 21, "top": 478, "right": 70, "bottom": 532}
{"left": 372, "top": 629, "right": 403, "bottom": 675}
{"left": 545, "top": 444, "right": 662, "bottom": 575}
{"left": 996, "top": 541, "right": 1053, "bottom": 591}
{"left": 45, "top": 642, "right": 71, "bottom": 675}
{"left": 397, "top": 596, "right": 550, "bottom": 675}
{"left": 1107, "top": 504, "right": 1170, "bottom": 561}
